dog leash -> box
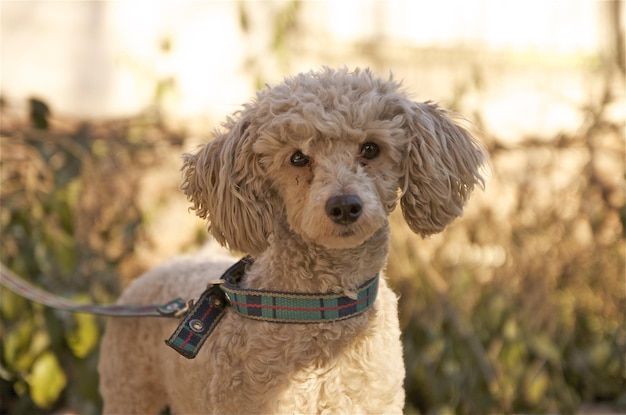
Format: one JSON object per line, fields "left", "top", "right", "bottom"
{"left": 0, "top": 259, "right": 379, "bottom": 359}
{"left": 0, "top": 263, "right": 189, "bottom": 318}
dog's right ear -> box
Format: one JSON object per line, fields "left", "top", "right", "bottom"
{"left": 181, "top": 107, "right": 273, "bottom": 255}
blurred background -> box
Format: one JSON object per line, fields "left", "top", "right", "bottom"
{"left": 0, "top": 1, "right": 624, "bottom": 414}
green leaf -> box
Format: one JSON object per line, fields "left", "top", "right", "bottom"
{"left": 524, "top": 368, "right": 549, "bottom": 405}
{"left": 3, "top": 319, "right": 35, "bottom": 373}
{"left": 28, "top": 351, "right": 67, "bottom": 409}
{"left": 1, "top": 288, "right": 28, "bottom": 321}
{"left": 67, "top": 308, "right": 100, "bottom": 358}
{"left": 529, "top": 334, "right": 561, "bottom": 364}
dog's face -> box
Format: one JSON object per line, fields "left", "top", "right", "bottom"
{"left": 182, "top": 68, "right": 486, "bottom": 254}
{"left": 253, "top": 115, "right": 405, "bottom": 249}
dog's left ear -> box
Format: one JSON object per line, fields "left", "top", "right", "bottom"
{"left": 398, "top": 100, "right": 486, "bottom": 236}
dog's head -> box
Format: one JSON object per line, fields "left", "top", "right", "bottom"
{"left": 182, "top": 68, "right": 486, "bottom": 255}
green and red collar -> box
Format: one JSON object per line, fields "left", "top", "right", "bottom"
{"left": 166, "top": 257, "right": 379, "bottom": 359}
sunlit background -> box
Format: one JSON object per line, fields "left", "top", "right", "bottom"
{"left": 1, "top": 1, "right": 624, "bottom": 414}
{"left": 2, "top": 1, "right": 620, "bottom": 137}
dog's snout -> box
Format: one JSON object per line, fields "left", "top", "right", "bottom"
{"left": 325, "top": 195, "right": 363, "bottom": 225}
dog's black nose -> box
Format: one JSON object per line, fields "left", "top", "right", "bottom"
{"left": 325, "top": 195, "right": 363, "bottom": 225}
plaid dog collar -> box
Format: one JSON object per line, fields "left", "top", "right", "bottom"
{"left": 166, "top": 258, "right": 379, "bottom": 359}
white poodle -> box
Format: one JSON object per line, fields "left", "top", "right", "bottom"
{"left": 98, "top": 67, "right": 486, "bottom": 414}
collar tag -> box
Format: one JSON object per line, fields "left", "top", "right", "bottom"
{"left": 165, "top": 284, "right": 228, "bottom": 359}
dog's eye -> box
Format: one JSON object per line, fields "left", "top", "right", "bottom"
{"left": 290, "top": 150, "right": 310, "bottom": 167}
{"left": 360, "top": 142, "right": 380, "bottom": 160}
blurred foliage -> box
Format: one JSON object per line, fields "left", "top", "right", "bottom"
{"left": 389, "top": 78, "right": 625, "bottom": 414}
{"left": 2, "top": 3, "right": 622, "bottom": 414}
{"left": 238, "top": 1, "right": 301, "bottom": 90}
{"left": 1, "top": 14, "right": 624, "bottom": 409}
{"left": 0, "top": 100, "right": 183, "bottom": 414}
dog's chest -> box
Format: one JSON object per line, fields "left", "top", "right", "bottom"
{"left": 162, "top": 279, "right": 405, "bottom": 414}
{"left": 273, "top": 341, "right": 405, "bottom": 414}
{"left": 276, "top": 357, "right": 372, "bottom": 412}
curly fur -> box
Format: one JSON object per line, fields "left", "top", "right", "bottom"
{"left": 98, "top": 67, "right": 485, "bottom": 414}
